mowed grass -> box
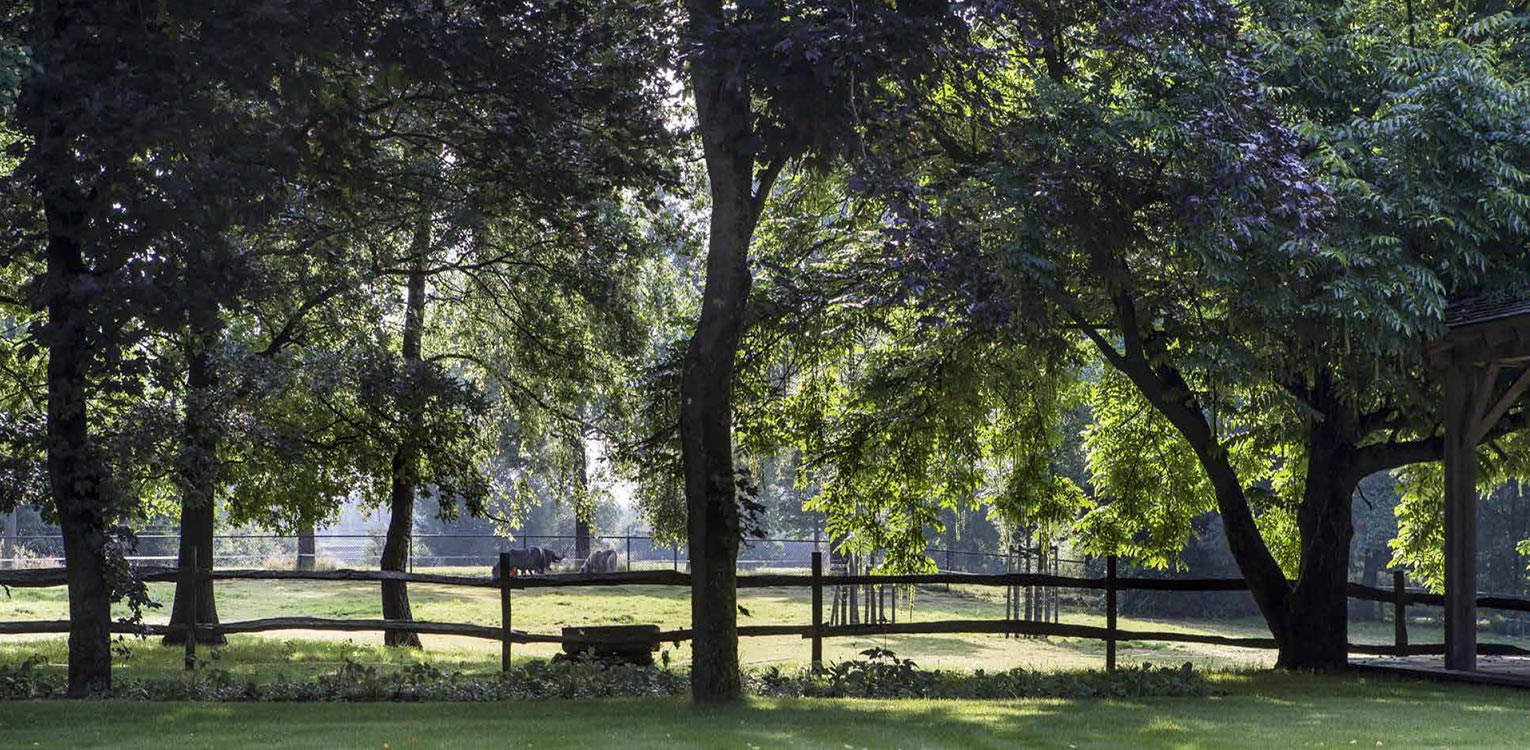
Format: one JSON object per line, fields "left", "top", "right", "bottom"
{"left": 2, "top": 569, "right": 1287, "bottom": 673}
{"left": 1, "top": 672, "right": 1528, "bottom": 750}
{"left": 2, "top": 569, "right": 1517, "bottom": 675}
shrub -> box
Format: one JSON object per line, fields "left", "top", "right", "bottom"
{"left": 0, "top": 648, "right": 1211, "bottom": 701}
{"left": 750, "top": 648, "right": 1215, "bottom": 700}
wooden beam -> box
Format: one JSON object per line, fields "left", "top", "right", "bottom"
{"left": 1444, "top": 364, "right": 1479, "bottom": 671}
{"left": 1468, "top": 364, "right": 1504, "bottom": 429}
{"left": 1470, "top": 366, "right": 1530, "bottom": 444}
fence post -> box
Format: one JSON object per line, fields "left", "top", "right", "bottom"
{"left": 626, "top": 535, "right": 633, "bottom": 571}
{"left": 672, "top": 545, "right": 679, "bottom": 572}
{"left": 1393, "top": 569, "right": 1408, "bottom": 657}
{"left": 499, "top": 551, "right": 513, "bottom": 672}
{"left": 1105, "top": 554, "right": 1118, "bottom": 673}
{"left": 184, "top": 545, "right": 198, "bottom": 672}
{"left": 811, "top": 550, "right": 823, "bottom": 672}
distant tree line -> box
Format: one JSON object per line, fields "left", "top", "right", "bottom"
{"left": 5, "top": 0, "right": 1530, "bottom": 702}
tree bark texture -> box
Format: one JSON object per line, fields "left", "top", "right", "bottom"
{"left": 1089, "top": 298, "right": 1363, "bottom": 670}
{"left": 381, "top": 216, "right": 429, "bottom": 649}
{"left": 165, "top": 257, "right": 225, "bottom": 646}
{"left": 682, "top": 0, "right": 777, "bottom": 702}
{"left": 34, "top": 0, "right": 113, "bottom": 696}
{"left": 297, "top": 520, "right": 317, "bottom": 571}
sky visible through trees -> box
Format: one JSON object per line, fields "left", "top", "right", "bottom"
{"left": 3, "top": 0, "right": 1530, "bottom": 702}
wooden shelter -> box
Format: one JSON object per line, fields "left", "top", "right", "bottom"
{"left": 1425, "top": 291, "right": 1530, "bottom": 671}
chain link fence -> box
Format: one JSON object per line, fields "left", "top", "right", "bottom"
{"left": 0, "top": 532, "right": 1068, "bottom": 575}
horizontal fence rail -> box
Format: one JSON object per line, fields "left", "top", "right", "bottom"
{"left": 6, "top": 557, "right": 1530, "bottom": 670}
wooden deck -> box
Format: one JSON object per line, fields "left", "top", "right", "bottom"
{"left": 1350, "top": 655, "right": 1530, "bottom": 688}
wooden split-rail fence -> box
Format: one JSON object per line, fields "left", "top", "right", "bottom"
{"left": 6, "top": 552, "right": 1530, "bottom": 673}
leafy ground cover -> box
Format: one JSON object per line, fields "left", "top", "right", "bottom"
{"left": 0, "top": 671, "right": 1525, "bottom": 750}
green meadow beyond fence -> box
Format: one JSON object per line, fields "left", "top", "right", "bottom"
{"left": 5, "top": 552, "right": 1530, "bottom": 672}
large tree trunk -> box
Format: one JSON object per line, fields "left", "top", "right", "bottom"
{"left": 296, "top": 520, "right": 317, "bottom": 571}
{"left": 1093, "top": 300, "right": 1361, "bottom": 670}
{"left": 1, "top": 509, "right": 17, "bottom": 569}
{"left": 31, "top": 0, "right": 113, "bottom": 700}
{"left": 165, "top": 270, "right": 225, "bottom": 646}
{"left": 682, "top": 0, "right": 772, "bottom": 702}
{"left": 381, "top": 445, "right": 421, "bottom": 648}
{"left": 1279, "top": 445, "right": 1357, "bottom": 668}
{"left": 1271, "top": 374, "right": 1360, "bottom": 669}
{"left": 44, "top": 185, "right": 112, "bottom": 698}
{"left": 381, "top": 217, "right": 429, "bottom": 649}
{"left": 162, "top": 497, "right": 223, "bottom": 646}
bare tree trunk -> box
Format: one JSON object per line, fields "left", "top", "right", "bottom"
{"left": 1, "top": 509, "right": 17, "bottom": 570}
{"left": 43, "top": 175, "right": 112, "bottom": 698}
{"left": 1281, "top": 439, "right": 1357, "bottom": 669}
{"left": 1087, "top": 302, "right": 1364, "bottom": 670}
{"left": 165, "top": 266, "right": 225, "bottom": 646}
{"left": 296, "top": 520, "right": 316, "bottom": 571}
{"left": 681, "top": 0, "right": 781, "bottom": 702}
{"left": 32, "top": 6, "right": 112, "bottom": 688}
{"left": 381, "top": 215, "right": 429, "bottom": 649}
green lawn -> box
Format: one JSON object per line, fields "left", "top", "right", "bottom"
{"left": 3, "top": 570, "right": 1520, "bottom": 675}
{"left": 0, "top": 569, "right": 1279, "bottom": 672}
{"left": 1, "top": 672, "right": 1526, "bottom": 749}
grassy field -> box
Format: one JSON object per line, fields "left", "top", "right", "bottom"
{"left": 1, "top": 672, "right": 1528, "bottom": 749}
{"left": 1, "top": 569, "right": 1280, "bottom": 672}
{"left": 3, "top": 568, "right": 1519, "bottom": 675}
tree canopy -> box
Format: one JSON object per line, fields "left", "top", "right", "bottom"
{"left": 6, "top": 0, "right": 1530, "bottom": 700}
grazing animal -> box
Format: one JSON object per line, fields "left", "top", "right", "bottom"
{"left": 491, "top": 547, "right": 543, "bottom": 578}
{"left": 579, "top": 548, "right": 619, "bottom": 575}
{"left": 533, "top": 546, "right": 565, "bottom": 573}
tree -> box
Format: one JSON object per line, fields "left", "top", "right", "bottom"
{"left": 3, "top": 0, "right": 367, "bottom": 695}
{"left": 837, "top": 0, "right": 1530, "bottom": 668}
{"left": 675, "top": 0, "right": 955, "bottom": 701}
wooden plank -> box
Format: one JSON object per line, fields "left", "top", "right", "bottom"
{"left": 1468, "top": 363, "right": 1505, "bottom": 430}
{"left": 1351, "top": 657, "right": 1530, "bottom": 688}
{"left": 807, "top": 618, "right": 1279, "bottom": 649}
{"left": 210, "top": 569, "right": 499, "bottom": 588}
{"left": 0, "top": 566, "right": 182, "bottom": 588}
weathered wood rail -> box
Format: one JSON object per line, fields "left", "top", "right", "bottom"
{"left": 6, "top": 552, "right": 1530, "bottom": 670}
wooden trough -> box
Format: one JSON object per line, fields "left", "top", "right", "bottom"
{"left": 557, "top": 624, "right": 661, "bottom": 666}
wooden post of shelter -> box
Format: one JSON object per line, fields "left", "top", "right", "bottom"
{"left": 1393, "top": 569, "right": 1408, "bottom": 657}
{"left": 1426, "top": 292, "right": 1530, "bottom": 672}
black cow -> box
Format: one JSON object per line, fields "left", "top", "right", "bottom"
{"left": 491, "top": 546, "right": 569, "bottom": 578}
{"left": 492, "top": 547, "right": 540, "bottom": 578}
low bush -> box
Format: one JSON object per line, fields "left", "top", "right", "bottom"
{"left": 0, "top": 648, "right": 1211, "bottom": 701}
{"left": 0, "top": 655, "right": 687, "bottom": 701}
{"left": 752, "top": 648, "right": 1215, "bottom": 699}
